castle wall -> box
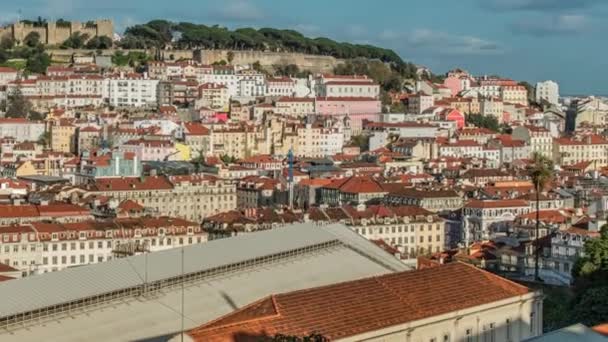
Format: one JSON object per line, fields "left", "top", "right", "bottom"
{"left": 1, "top": 19, "right": 114, "bottom": 46}
{"left": 195, "top": 50, "right": 343, "bottom": 73}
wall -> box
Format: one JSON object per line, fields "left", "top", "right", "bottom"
{"left": 1, "top": 19, "right": 113, "bottom": 45}
{"left": 194, "top": 49, "right": 343, "bottom": 73}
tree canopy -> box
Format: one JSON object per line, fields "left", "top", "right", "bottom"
{"left": 466, "top": 114, "right": 500, "bottom": 132}
{"left": 119, "top": 20, "right": 407, "bottom": 66}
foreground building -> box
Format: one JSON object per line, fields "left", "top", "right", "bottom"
{"left": 0, "top": 223, "right": 409, "bottom": 341}
{"left": 185, "top": 262, "right": 542, "bottom": 342}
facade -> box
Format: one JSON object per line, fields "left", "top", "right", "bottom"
{"left": 119, "top": 139, "right": 178, "bottom": 162}
{"left": 0, "top": 217, "right": 203, "bottom": 276}
{"left": 553, "top": 134, "right": 608, "bottom": 168}
{"left": 103, "top": 73, "right": 159, "bottom": 108}
{"left": 77, "top": 126, "right": 101, "bottom": 154}
{"left": 295, "top": 122, "right": 345, "bottom": 158}
{"left": 0, "top": 67, "right": 18, "bottom": 85}
{"left": 183, "top": 122, "right": 211, "bottom": 158}
{"left": 197, "top": 83, "right": 229, "bottom": 111}
{"left": 320, "top": 176, "right": 388, "bottom": 205}
{"left": 0, "top": 119, "right": 45, "bottom": 143}
{"left": 311, "top": 204, "right": 445, "bottom": 257}
{"left": 385, "top": 188, "right": 463, "bottom": 212}
{"left": 274, "top": 97, "right": 315, "bottom": 117}
{"left": 408, "top": 92, "right": 434, "bottom": 114}
{"left": 87, "top": 175, "right": 237, "bottom": 221}
{"left": 266, "top": 77, "right": 295, "bottom": 97}
{"left": 512, "top": 125, "right": 553, "bottom": 159}
{"left": 50, "top": 121, "right": 77, "bottom": 154}
{"left": 536, "top": 80, "right": 559, "bottom": 106}
{"left": 500, "top": 85, "right": 528, "bottom": 106}
{"left": 315, "top": 75, "right": 380, "bottom": 99}
{"left": 463, "top": 199, "right": 530, "bottom": 243}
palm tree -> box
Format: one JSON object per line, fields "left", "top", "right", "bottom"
{"left": 528, "top": 152, "right": 553, "bottom": 281}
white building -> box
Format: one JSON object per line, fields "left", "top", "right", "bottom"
{"left": 536, "top": 80, "right": 559, "bottom": 106}
{"left": 463, "top": 199, "right": 530, "bottom": 242}
{"left": 0, "top": 118, "right": 45, "bottom": 143}
{"left": 266, "top": 77, "right": 295, "bottom": 97}
{"left": 0, "top": 217, "right": 205, "bottom": 276}
{"left": 0, "top": 67, "right": 18, "bottom": 85}
{"left": 103, "top": 73, "right": 159, "bottom": 108}
{"left": 296, "top": 121, "right": 345, "bottom": 158}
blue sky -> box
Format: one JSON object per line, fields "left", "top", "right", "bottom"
{"left": 2, "top": 0, "right": 607, "bottom": 94}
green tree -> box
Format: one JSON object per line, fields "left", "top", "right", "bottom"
{"left": 85, "top": 36, "right": 113, "bottom": 49}
{"left": 226, "top": 51, "right": 235, "bottom": 64}
{"left": 25, "top": 52, "right": 51, "bottom": 74}
{"left": 350, "top": 134, "right": 370, "bottom": 151}
{"left": 5, "top": 87, "right": 32, "bottom": 118}
{"left": 569, "top": 225, "right": 608, "bottom": 326}
{"left": 37, "top": 131, "right": 51, "bottom": 147}
{"left": 466, "top": 114, "right": 500, "bottom": 132}
{"left": 23, "top": 32, "right": 41, "bottom": 48}
{"left": 0, "top": 36, "right": 15, "bottom": 50}
{"left": 61, "top": 32, "right": 90, "bottom": 49}
{"left": 527, "top": 152, "right": 553, "bottom": 281}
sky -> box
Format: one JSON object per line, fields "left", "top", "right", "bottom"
{"left": 2, "top": 0, "right": 607, "bottom": 94}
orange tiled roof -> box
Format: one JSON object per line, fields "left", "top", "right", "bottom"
{"left": 187, "top": 263, "right": 530, "bottom": 341}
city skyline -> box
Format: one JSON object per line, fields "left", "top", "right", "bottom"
{"left": 2, "top": 0, "right": 607, "bottom": 94}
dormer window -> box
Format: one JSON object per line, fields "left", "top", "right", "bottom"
{"left": 52, "top": 233, "right": 58, "bottom": 240}
{"left": 106, "top": 231, "right": 112, "bottom": 238}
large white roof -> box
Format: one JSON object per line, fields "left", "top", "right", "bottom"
{"left": 0, "top": 223, "right": 410, "bottom": 341}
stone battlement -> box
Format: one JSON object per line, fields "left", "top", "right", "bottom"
{"left": 0, "top": 19, "right": 113, "bottom": 46}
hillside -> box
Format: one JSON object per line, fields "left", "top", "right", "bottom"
{"left": 120, "top": 20, "right": 419, "bottom": 79}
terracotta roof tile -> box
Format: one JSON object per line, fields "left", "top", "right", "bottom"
{"left": 187, "top": 263, "right": 531, "bottom": 341}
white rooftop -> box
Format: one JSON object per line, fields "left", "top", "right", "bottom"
{"left": 0, "top": 223, "right": 410, "bottom": 342}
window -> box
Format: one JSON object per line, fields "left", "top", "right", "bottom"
{"left": 443, "top": 334, "right": 450, "bottom": 342}
{"left": 465, "top": 329, "right": 473, "bottom": 342}
{"left": 483, "top": 323, "right": 496, "bottom": 342}
{"left": 506, "top": 319, "right": 512, "bottom": 341}
{"left": 61, "top": 243, "right": 67, "bottom": 251}
{"left": 530, "top": 311, "right": 535, "bottom": 333}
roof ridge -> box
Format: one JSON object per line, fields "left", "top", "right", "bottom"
{"left": 454, "top": 262, "right": 530, "bottom": 294}
{"left": 189, "top": 295, "right": 281, "bottom": 334}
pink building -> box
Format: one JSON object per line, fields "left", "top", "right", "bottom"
{"left": 443, "top": 75, "right": 463, "bottom": 96}
{"left": 439, "top": 108, "right": 465, "bottom": 129}
{"left": 120, "top": 139, "right": 178, "bottom": 161}
{"left": 315, "top": 97, "right": 381, "bottom": 133}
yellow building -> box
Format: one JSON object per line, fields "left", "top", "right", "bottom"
{"left": 51, "top": 122, "right": 77, "bottom": 154}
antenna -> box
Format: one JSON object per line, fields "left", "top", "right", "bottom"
{"left": 180, "top": 246, "right": 185, "bottom": 342}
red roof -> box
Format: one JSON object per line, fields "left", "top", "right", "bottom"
{"left": 593, "top": 323, "right": 608, "bottom": 336}
{"left": 324, "top": 176, "right": 386, "bottom": 194}
{"left": 184, "top": 122, "right": 210, "bottom": 136}
{"left": 0, "top": 204, "right": 89, "bottom": 218}
{"left": 187, "top": 263, "right": 530, "bottom": 341}
{"left": 92, "top": 176, "right": 174, "bottom": 191}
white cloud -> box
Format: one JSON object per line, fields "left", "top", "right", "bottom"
{"left": 381, "top": 28, "right": 503, "bottom": 55}
{"left": 511, "top": 14, "right": 591, "bottom": 36}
